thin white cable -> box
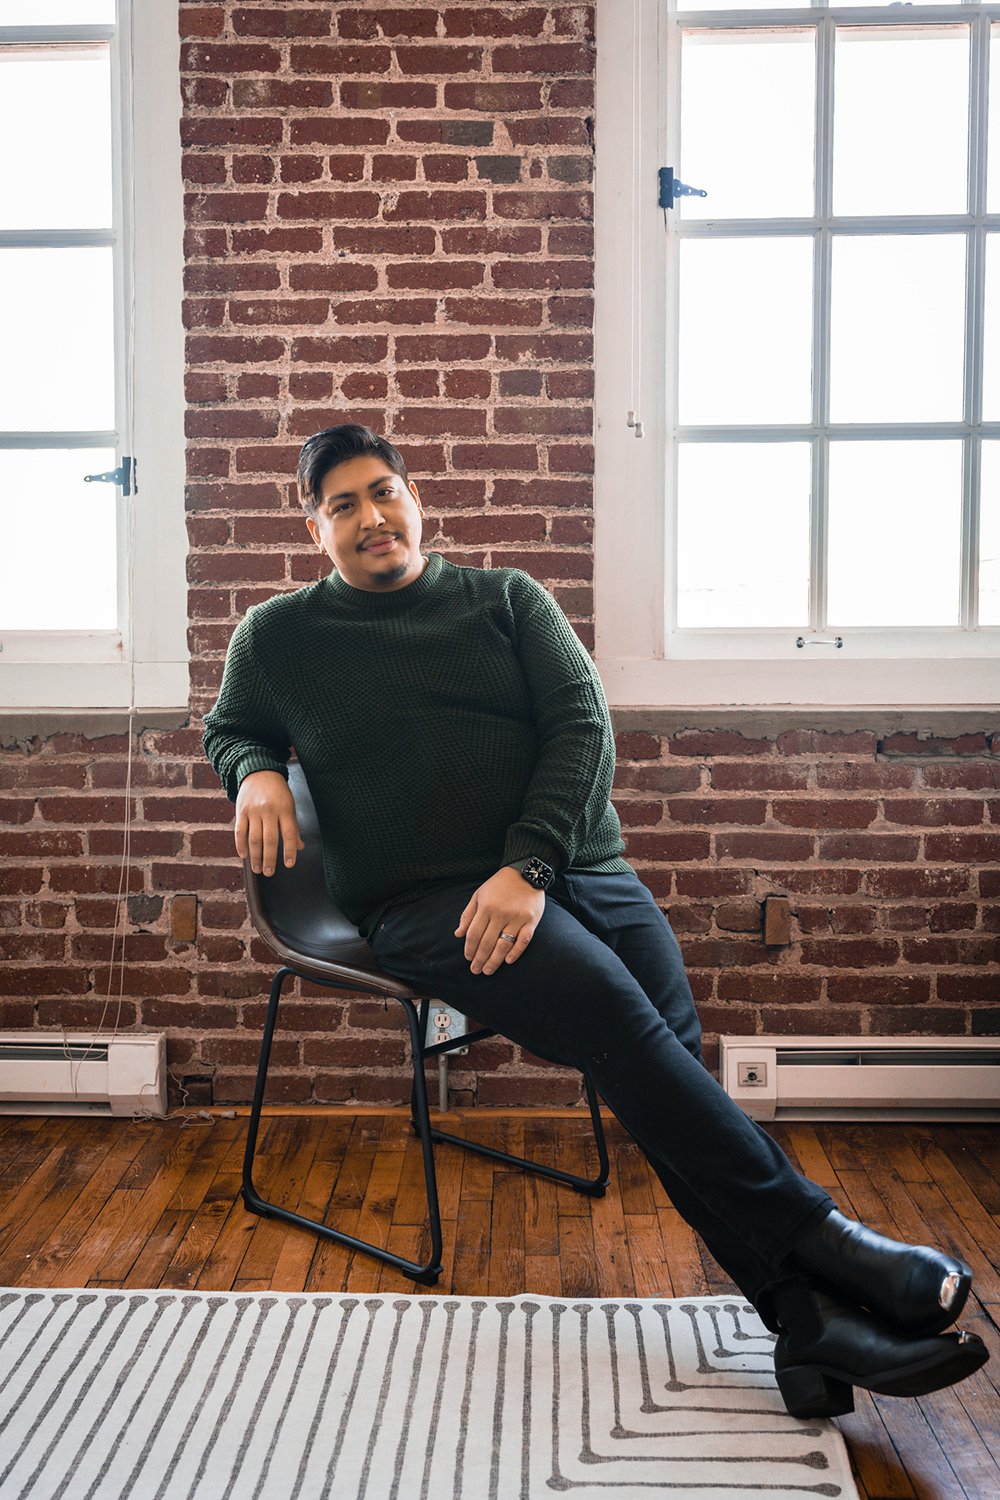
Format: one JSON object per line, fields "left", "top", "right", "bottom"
{"left": 69, "top": 3, "right": 139, "bottom": 1097}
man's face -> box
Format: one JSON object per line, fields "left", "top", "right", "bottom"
{"left": 305, "top": 454, "right": 425, "bottom": 592}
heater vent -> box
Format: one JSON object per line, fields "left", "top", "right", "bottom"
{"left": 0, "top": 1032, "right": 166, "bottom": 1117}
{"left": 721, "top": 1035, "right": 1000, "bottom": 1122}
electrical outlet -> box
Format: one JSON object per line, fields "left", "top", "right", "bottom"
{"left": 738, "top": 1061, "right": 767, "bottom": 1087}
{"left": 425, "top": 1004, "right": 468, "bottom": 1055}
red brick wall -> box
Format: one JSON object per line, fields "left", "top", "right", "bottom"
{"left": 0, "top": 3, "right": 998, "bottom": 1106}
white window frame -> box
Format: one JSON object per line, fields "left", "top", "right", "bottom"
{"left": 0, "top": 1, "right": 186, "bottom": 711}
{"left": 594, "top": 0, "right": 1000, "bottom": 708}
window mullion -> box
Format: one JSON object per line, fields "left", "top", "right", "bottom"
{"left": 665, "top": 2, "right": 683, "bottom": 649}
{"left": 813, "top": 12, "right": 835, "bottom": 635}
{"left": 963, "top": 14, "right": 990, "bottom": 629}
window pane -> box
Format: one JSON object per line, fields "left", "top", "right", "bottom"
{"left": 680, "top": 31, "right": 815, "bottom": 221}
{"left": 828, "top": 442, "right": 962, "bottom": 626}
{"left": 829, "top": 236, "right": 966, "bottom": 423}
{"left": 0, "top": 248, "right": 116, "bottom": 432}
{"left": 833, "top": 28, "right": 969, "bottom": 217}
{"left": 677, "top": 0, "right": 805, "bottom": 12}
{"left": 990, "top": 28, "right": 1000, "bottom": 213}
{"left": 0, "top": 1, "right": 114, "bottom": 19}
{"left": 0, "top": 45, "right": 112, "bottom": 231}
{"left": 678, "top": 239, "right": 813, "bottom": 425}
{"left": 0, "top": 449, "right": 117, "bottom": 630}
{"left": 676, "top": 443, "right": 811, "bottom": 627}
{"left": 981, "top": 443, "right": 1000, "bottom": 627}
{"left": 985, "top": 236, "right": 1000, "bottom": 421}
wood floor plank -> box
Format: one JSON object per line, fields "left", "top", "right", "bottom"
{"left": 487, "top": 1170, "right": 526, "bottom": 1297}
{"left": 450, "top": 1194, "right": 490, "bottom": 1294}
{"left": 784, "top": 1123, "right": 863, "bottom": 1188}
{"left": 0, "top": 1122, "right": 112, "bottom": 1255}
{"left": 194, "top": 1187, "right": 259, "bottom": 1291}
{"left": 836, "top": 1392, "right": 920, "bottom": 1500}
{"left": 160, "top": 1170, "right": 243, "bottom": 1289}
{"left": 523, "top": 1117, "right": 559, "bottom": 1259}
{"left": 870, "top": 1392, "right": 970, "bottom": 1500}
{"left": 304, "top": 1116, "right": 383, "bottom": 1291}
{"left": 453, "top": 1118, "right": 494, "bottom": 1203}
{"left": 342, "top": 1141, "right": 408, "bottom": 1293}
{"left": 237, "top": 1123, "right": 322, "bottom": 1283}
{"left": 625, "top": 1213, "right": 673, "bottom": 1298}
{"left": 554, "top": 1118, "right": 601, "bottom": 1211}
{"left": 524, "top": 1254, "right": 562, "bottom": 1297}
{"left": 615, "top": 1134, "right": 658, "bottom": 1215}
{"left": 903, "top": 1180, "right": 1000, "bottom": 1304}
{"left": 914, "top": 1382, "right": 1000, "bottom": 1499}
{"left": 270, "top": 1120, "right": 349, "bottom": 1291}
{"left": 0, "top": 1117, "right": 71, "bottom": 1183}
{"left": 6, "top": 1122, "right": 151, "bottom": 1287}
{"left": 558, "top": 1212, "right": 598, "bottom": 1298}
{"left": 122, "top": 1209, "right": 195, "bottom": 1289}
{"left": 428, "top": 1131, "right": 464, "bottom": 1225}
{"left": 80, "top": 1124, "right": 226, "bottom": 1284}
{"left": 389, "top": 1130, "right": 436, "bottom": 1226}
{"left": 0, "top": 1132, "right": 124, "bottom": 1279}
{"left": 656, "top": 1203, "right": 710, "bottom": 1298}
{"left": 167, "top": 1119, "right": 244, "bottom": 1212}
{"left": 590, "top": 1183, "right": 633, "bottom": 1297}
{"left": 900, "top": 1135, "right": 1000, "bottom": 1272}
{"left": 377, "top": 1221, "right": 437, "bottom": 1294}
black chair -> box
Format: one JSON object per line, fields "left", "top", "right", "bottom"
{"left": 241, "top": 761, "right": 610, "bottom": 1284}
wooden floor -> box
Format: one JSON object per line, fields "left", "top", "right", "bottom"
{"left": 0, "top": 1110, "right": 998, "bottom": 1499}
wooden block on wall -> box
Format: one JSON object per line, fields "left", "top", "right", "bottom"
{"left": 763, "top": 894, "right": 790, "bottom": 947}
{"left": 172, "top": 894, "right": 198, "bottom": 944}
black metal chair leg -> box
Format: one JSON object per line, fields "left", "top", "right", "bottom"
{"left": 428, "top": 1079, "right": 609, "bottom": 1197}
{"left": 241, "top": 969, "right": 444, "bottom": 1285}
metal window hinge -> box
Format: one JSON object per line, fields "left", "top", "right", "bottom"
{"left": 658, "top": 167, "right": 707, "bottom": 211}
{"left": 627, "top": 409, "right": 644, "bottom": 438}
{"left": 84, "top": 455, "right": 135, "bottom": 497}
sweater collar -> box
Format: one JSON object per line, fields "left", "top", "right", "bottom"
{"left": 322, "top": 550, "right": 445, "bottom": 615}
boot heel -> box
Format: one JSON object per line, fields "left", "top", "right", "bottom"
{"left": 776, "top": 1363, "right": 854, "bottom": 1419}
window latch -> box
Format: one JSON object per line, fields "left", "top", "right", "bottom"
{"left": 658, "top": 167, "right": 707, "bottom": 210}
{"left": 84, "top": 455, "right": 135, "bottom": 497}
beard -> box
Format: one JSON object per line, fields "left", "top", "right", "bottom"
{"left": 369, "top": 557, "right": 415, "bottom": 588}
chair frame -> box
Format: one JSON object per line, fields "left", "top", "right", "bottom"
{"left": 242, "top": 962, "right": 610, "bottom": 1285}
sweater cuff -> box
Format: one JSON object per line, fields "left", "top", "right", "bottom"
{"left": 231, "top": 752, "right": 289, "bottom": 798}
{"left": 502, "top": 827, "right": 564, "bottom": 875}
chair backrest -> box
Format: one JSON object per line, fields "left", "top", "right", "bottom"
{"left": 244, "top": 761, "right": 413, "bottom": 996}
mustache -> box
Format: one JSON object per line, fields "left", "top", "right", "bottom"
{"left": 358, "top": 532, "right": 401, "bottom": 552}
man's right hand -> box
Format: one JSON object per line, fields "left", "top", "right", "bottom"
{"left": 235, "top": 770, "right": 304, "bottom": 876}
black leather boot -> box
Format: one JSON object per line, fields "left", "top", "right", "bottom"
{"left": 771, "top": 1277, "right": 988, "bottom": 1419}
{"left": 790, "top": 1208, "right": 972, "bottom": 1336}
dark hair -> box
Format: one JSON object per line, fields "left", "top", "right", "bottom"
{"left": 296, "top": 425, "right": 410, "bottom": 516}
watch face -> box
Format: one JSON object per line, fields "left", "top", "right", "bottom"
{"left": 522, "top": 857, "right": 554, "bottom": 890}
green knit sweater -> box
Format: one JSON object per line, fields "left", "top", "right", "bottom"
{"left": 203, "top": 552, "right": 628, "bottom": 935}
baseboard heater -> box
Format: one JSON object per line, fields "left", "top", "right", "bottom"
{"left": 0, "top": 1032, "right": 167, "bottom": 1117}
{"left": 720, "top": 1035, "right": 1000, "bottom": 1122}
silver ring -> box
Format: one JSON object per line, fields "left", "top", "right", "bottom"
{"left": 499, "top": 932, "right": 516, "bottom": 943}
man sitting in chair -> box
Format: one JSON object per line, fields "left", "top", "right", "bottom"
{"left": 204, "top": 423, "right": 987, "bottom": 1419}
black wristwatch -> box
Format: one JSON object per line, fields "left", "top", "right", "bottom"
{"left": 518, "top": 856, "right": 555, "bottom": 892}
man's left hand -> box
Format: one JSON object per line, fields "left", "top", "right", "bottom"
{"left": 455, "top": 868, "right": 545, "bottom": 975}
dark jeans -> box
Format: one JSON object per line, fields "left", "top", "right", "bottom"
{"left": 370, "top": 867, "right": 834, "bottom": 1325}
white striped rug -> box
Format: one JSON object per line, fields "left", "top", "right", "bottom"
{"left": 0, "top": 1289, "right": 858, "bottom": 1500}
